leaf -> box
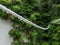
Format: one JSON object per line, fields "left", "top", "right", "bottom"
{"left": 52, "top": 33, "right": 59, "bottom": 40}
{"left": 30, "top": 31, "right": 38, "bottom": 37}
{"left": 26, "top": 24, "right": 32, "bottom": 28}
{"left": 6, "top": 0, "right": 12, "bottom": 4}
{"left": 9, "top": 15, "right": 15, "bottom": 20}
{"left": 9, "top": 29, "right": 15, "bottom": 37}
{"left": 42, "top": 42, "right": 49, "bottom": 45}
{"left": 52, "top": 41, "right": 59, "bottom": 45}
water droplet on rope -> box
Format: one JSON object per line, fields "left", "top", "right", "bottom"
{"left": 20, "top": 18, "right": 23, "bottom": 21}
{"left": 6, "top": 11, "right": 9, "bottom": 14}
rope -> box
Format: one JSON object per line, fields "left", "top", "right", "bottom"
{"left": 51, "top": 18, "right": 60, "bottom": 23}
{"left": 0, "top": 4, "right": 50, "bottom": 30}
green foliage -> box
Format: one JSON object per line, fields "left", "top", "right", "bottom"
{"left": 0, "top": 0, "right": 60, "bottom": 45}
{"left": 52, "top": 41, "right": 59, "bottom": 45}
{"left": 9, "top": 29, "right": 15, "bottom": 37}
{"left": 42, "top": 42, "right": 50, "bottom": 45}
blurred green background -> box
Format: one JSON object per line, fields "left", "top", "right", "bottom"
{"left": 0, "top": 0, "right": 60, "bottom": 45}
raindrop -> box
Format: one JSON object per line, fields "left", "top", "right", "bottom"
{"left": 6, "top": 11, "right": 10, "bottom": 14}
{"left": 15, "top": 15, "right": 17, "bottom": 17}
{"left": 23, "top": 38, "right": 29, "bottom": 43}
{"left": 20, "top": 18, "right": 23, "bottom": 21}
{"left": 11, "top": 14, "right": 17, "bottom": 17}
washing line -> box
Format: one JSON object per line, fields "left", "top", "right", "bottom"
{"left": 0, "top": 4, "right": 59, "bottom": 30}
{"left": 51, "top": 18, "right": 60, "bottom": 23}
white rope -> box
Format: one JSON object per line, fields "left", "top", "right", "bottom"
{"left": 51, "top": 18, "right": 60, "bottom": 23}
{"left": 0, "top": 4, "right": 50, "bottom": 30}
